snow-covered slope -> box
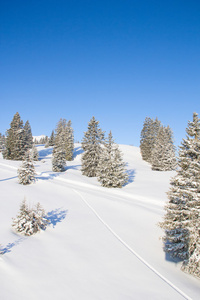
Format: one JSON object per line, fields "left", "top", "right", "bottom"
{"left": 0, "top": 144, "right": 199, "bottom": 300}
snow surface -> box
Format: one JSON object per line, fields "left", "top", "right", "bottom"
{"left": 0, "top": 144, "right": 200, "bottom": 300}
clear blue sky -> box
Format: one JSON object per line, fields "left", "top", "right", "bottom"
{"left": 1, "top": 0, "right": 200, "bottom": 147}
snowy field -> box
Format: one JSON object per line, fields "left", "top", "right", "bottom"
{"left": 0, "top": 144, "right": 200, "bottom": 300}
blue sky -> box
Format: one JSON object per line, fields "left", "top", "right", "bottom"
{"left": 1, "top": 0, "right": 200, "bottom": 147}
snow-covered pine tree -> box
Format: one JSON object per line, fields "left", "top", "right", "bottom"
{"left": 140, "top": 117, "right": 152, "bottom": 162}
{"left": 31, "top": 202, "right": 50, "bottom": 233}
{"left": 97, "top": 131, "right": 128, "bottom": 188}
{"left": 44, "top": 136, "right": 48, "bottom": 144}
{"left": 181, "top": 221, "right": 200, "bottom": 278}
{"left": 0, "top": 133, "right": 6, "bottom": 152}
{"left": 45, "top": 139, "right": 49, "bottom": 148}
{"left": 65, "top": 120, "right": 74, "bottom": 161}
{"left": 3, "top": 112, "right": 26, "bottom": 160}
{"left": 24, "top": 120, "right": 33, "bottom": 151}
{"left": 31, "top": 145, "right": 39, "bottom": 161}
{"left": 49, "top": 130, "right": 55, "bottom": 146}
{"left": 151, "top": 125, "right": 177, "bottom": 171}
{"left": 12, "top": 198, "right": 31, "bottom": 235}
{"left": 161, "top": 126, "right": 177, "bottom": 171}
{"left": 12, "top": 199, "right": 49, "bottom": 236}
{"left": 159, "top": 112, "right": 200, "bottom": 263}
{"left": 38, "top": 136, "right": 49, "bottom": 145}
{"left": 18, "top": 151, "right": 36, "bottom": 184}
{"left": 52, "top": 119, "right": 66, "bottom": 172}
{"left": 81, "top": 116, "right": 104, "bottom": 177}
{"left": 140, "top": 117, "right": 161, "bottom": 163}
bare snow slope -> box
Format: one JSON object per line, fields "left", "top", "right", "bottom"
{"left": 0, "top": 144, "right": 199, "bottom": 300}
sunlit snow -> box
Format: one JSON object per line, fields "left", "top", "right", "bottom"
{"left": 0, "top": 144, "right": 199, "bottom": 299}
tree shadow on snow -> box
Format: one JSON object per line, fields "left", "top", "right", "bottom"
{"left": 36, "top": 171, "right": 61, "bottom": 181}
{"left": 0, "top": 176, "right": 17, "bottom": 182}
{"left": 0, "top": 237, "right": 26, "bottom": 255}
{"left": 124, "top": 169, "right": 136, "bottom": 185}
{"left": 163, "top": 239, "right": 184, "bottom": 264}
{"left": 38, "top": 147, "right": 53, "bottom": 160}
{"left": 46, "top": 208, "right": 68, "bottom": 228}
{"left": 73, "top": 146, "right": 83, "bottom": 159}
{"left": 165, "top": 252, "right": 183, "bottom": 264}
{"left": 66, "top": 165, "right": 81, "bottom": 171}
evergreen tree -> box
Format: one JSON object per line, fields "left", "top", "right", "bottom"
{"left": 37, "top": 136, "right": 49, "bottom": 145}
{"left": 97, "top": 131, "right": 128, "bottom": 188}
{"left": 65, "top": 120, "right": 74, "bottom": 161}
{"left": 140, "top": 117, "right": 161, "bottom": 163}
{"left": 159, "top": 113, "right": 200, "bottom": 265}
{"left": 43, "top": 136, "right": 49, "bottom": 146}
{"left": 18, "top": 151, "right": 36, "bottom": 184}
{"left": 3, "top": 112, "right": 26, "bottom": 160}
{"left": 52, "top": 119, "right": 66, "bottom": 172}
{"left": 45, "top": 139, "right": 49, "bottom": 148}
{"left": 24, "top": 120, "right": 33, "bottom": 151}
{"left": 31, "top": 145, "right": 39, "bottom": 161}
{"left": 151, "top": 125, "right": 177, "bottom": 171}
{"left": 49, "top": 130, "right": 55, "bottom": 146}
{"left": 140, "top": 117, "right": 152, "bottom": 162}
{"left": 31, "top": 202, "right": 50, "bottom": 233}
{"left": 181, "top": 220, "right": 200, "bottom": 278}
{"left": 0, "top": 133, "right": 6, "bottom": 152}
{"left": 12, "top": 199, "right": 49, "bottom": 236}
{"left": 12, "top": 198, "right": 30, "bottom": 235}
{"left": 81, "top": 116, "right": 104, "bottom": 177}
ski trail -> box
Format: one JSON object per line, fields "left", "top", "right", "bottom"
{"left": 72, "top": 188, "right": 192, "bottom": 300}
{"left": 55, "top": 176, "right": 163, "bottom": 208}
{"left": 0, "top": 162, "right": 18, "bottom": 170}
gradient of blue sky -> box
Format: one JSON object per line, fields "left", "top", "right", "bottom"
{"left": 1, "top": 0, "right": 200, "bottom": 146}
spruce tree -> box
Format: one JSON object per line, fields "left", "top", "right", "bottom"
{"left": 38, "top": 136, "right": 48, "bottom": 145}
{"left": 0, "top": 133, "right": 5, "bottom": 152}
{"left": 52, "top": 119, "right": 66, "bottom": 172}
{"left": 181, "top": 221, "right": 200, "bottom": 278}
{"left": 31, "top": 145, "right": 39, "bottom": 161}
{"left": 49, "top": 130, "right": 55, "bottom": 146}
{"left": 18, "top": 151, "right": 36, "bottom": 185}
{"left": 140, "top": 117, "right": 161, "bottom": 163}
{"left": 65, "top": 120, "right": 74, "bottom": 161}
{"left": 81, "top": 116, "right": 104, "bottom": 177}
{"left": 3, "top": 112, "right": 26, "bottom": 160}
{"left": 45, "top": 139, "right": 49, "bottom": 148}
{"left": 151, "top": 125, "right": 177, "bottom": 171}
{"left": 161, "top": 126, "right": 177, "bottom": 171}
{"left": 97, "top": 131, "right": 128, "bottom": 187}
{"left": 12, "top": 199, "right": 49, "bottom": 236}
{"left": 12, "top": 198, "right": 31, "bottom": 235}
{"left": 31, "top": 202, "right": 50, "bottom": 233}
{"left": 24, "top": 120, "right": 33, "bottom": 151}
{"left": 160, "top": 113, "right": 200, "bottom": 264}
{"left": 140, "top": 117, "right": 153, "bottom": 162}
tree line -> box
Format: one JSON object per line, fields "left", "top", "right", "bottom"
{"left": 140, "top": 117, "right": 177, "bottom": 171}
{"left": 0, "top": 112, "right": 127, "bottom": 188}
{"left": 140, "top": 113, "right": 200, "bottom": 278}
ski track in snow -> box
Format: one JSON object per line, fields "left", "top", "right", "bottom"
{"left": 0, "top": 162, "right": 18, "bottom": 170}
{"left": 71, "top": 188, "right": 192, "bottom": 300}
{"left": 55, "top": 176, "right": 164, "bottom": 209}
